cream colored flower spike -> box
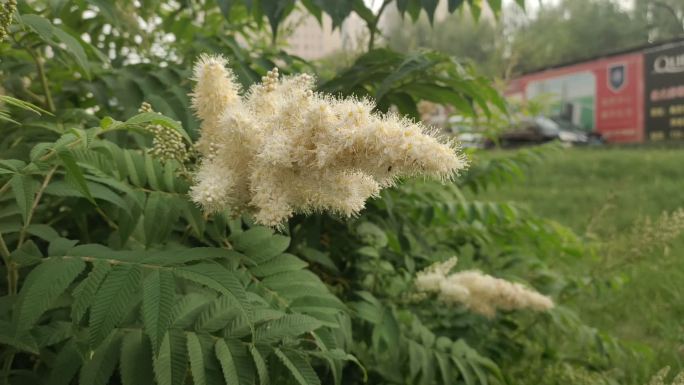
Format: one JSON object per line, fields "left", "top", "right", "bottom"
{"left": 415, "top": 257, "right": 554, "bottom": 318}
{"left": 189, "top": 55, "right": 468, "bottom": 227}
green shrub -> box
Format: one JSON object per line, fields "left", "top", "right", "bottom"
{"left": 0, "top": 1, "right": 654, "bottom": 384}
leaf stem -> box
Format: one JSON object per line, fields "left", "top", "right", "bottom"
{"left": 367, "top": 0, "right": 392, "bottom": 51}
{"left": 27, "top": 48, "right": 55, "bottom": 113}
{"left": 95, "top": 207, "right": 119, "bottom": 230}
{"left": 0, "top": 233, "right": 9, "bottom": 260}
{"left": 0, "top": 182, "right": 9, "bottom": 198}
{"left": 5, "top": 166, "right": 58, "bottom": 297}
{"left": 1, "top": 351, "right": 14, "bottom": 385}
{"left": 18, "top": 166, "right": 58, "bottom": 247}
{"left": 0, "top": 231, "right": 12, "bottom": 294}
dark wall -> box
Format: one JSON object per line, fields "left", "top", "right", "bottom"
{"left": 644, "top": 42, "right": 684, "bottom": 141}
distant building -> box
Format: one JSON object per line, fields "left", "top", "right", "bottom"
{"left": 283, "top": 10, "right": 366, "bottom": 60}
{"left": 507, "top": 38, "right": 684, "bottom": 143}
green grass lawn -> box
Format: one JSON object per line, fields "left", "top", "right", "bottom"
{"left": 473, "top": 147, "right": 684, "bottom": 235}
{"left": 470, "top": 146, "right": 684, "bottom": 371}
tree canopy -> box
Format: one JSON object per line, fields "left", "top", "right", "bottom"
{"left": 384, "top": 0, "right": 684, "bottom": 77}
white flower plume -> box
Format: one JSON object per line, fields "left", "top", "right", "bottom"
{"left": 189, "top": 54, "right": 468, "bottom": 227}
{"left": 415, "top": 257, "right": 554, "bottom": 318}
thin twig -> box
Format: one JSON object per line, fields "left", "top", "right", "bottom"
{"left": 650, "top": 1, "right": 684, "bottom": 33}
{"left": 0, "top": 181, "right": 9, "bottom": 198}
{"left": 27, "top": 48, "right": 55, "bottom": 113}
{"left": 95, "top": 207, "right": 119, "bottom": 230}
{"left": 18, "top": 166, "right": 58, "bottom": 247}
{"left": 367, "top": 0, "right": 392, "bottom": 51}
{"left": 0, "top": 231, "right": 12, "bottom": 295}
{"left": 0, "top": 232, "right": 10, "bottom": 260}
{"left": 1, "top": 351, "right": 14, "bottom": 385}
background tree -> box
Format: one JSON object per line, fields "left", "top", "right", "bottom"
{"left": 382, "top": 0, "right": 684, "bottom": 77}
{"left": 635, "top": 0, "right": 684, "bottom": 42}
{"left": 509, "top": 0, "right": 647, "bottom": 73}
{"left": 384, "top": 6, "right": 508, "bottom": 77}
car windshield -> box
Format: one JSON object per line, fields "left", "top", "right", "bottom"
{"left": 535, "top": 117, "right": 561, "bottom": 136}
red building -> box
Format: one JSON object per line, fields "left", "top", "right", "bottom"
{"left": 506, "top": 39, "right": 684, "bottom": 143}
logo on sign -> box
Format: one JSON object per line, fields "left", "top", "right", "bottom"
{"left": 608, "top": 64, "right": 626, "bottom": 92}
{"left": 653, "top": 54, "right": 684, "bottom": 74}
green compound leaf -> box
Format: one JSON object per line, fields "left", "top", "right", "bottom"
{"left": 14, "top": 258, "right": 86, "bottom": 331}
{"left": 275, "top": 348, "right": 321, "bottom": 385}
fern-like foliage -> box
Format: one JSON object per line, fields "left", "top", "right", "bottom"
{"left": 0, "top": 115, "right": 351, "bottom": 385}
{"left": 0, "top": 1, "right": 650, "bottom": 383}
{"left": 0, "top": 106, "right": 641, "bottom": 385}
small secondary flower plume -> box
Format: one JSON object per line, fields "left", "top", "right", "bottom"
{"left": 138, "top": 102, "right": 190, "bottom": 164}
{"left": 415, "top": 257, "right": 554, "bottom": 318}
{"left": 0, "top": 0, "right": 17, "bottom": 41}
{"left": 189, "top": 54, "right": 467, "bottom": 227}
{"left": 646, "top": 367, "right": 684, "bottom": 385}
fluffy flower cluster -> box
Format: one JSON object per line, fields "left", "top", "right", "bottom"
{"left": 415, "top": 257, "right": 554, "bottom": 318}
{"left": 647, "top": 367, "right": 684, "bottom": 385}
{"left": 189, "top": 54, "right": 466, "bottom": 227}
{"left": 139, "top": 102, "right": 189, "bottom": 164}
{"left": 632, "top": 209, "right": 684, "bottom": 254}
{"left": 0, "top": 0, "right": 16, "bottom": 41}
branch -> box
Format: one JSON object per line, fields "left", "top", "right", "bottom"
{"left": 367, "top": 0, "right": 392, "bottom": 51}
{"left": 26, "top": 48, "right": 55, "bottom": 113}
{"left": 17, "top": 166, "right": 58, "bottom": 246}
{"left": 651, "top": 1, "right": 684, "bottom": 33}
{"left": 0, "top": 231, "right": 11, "bottom": 295}
{"left": 12, "top": 35, "right": 55, "bottom": 113}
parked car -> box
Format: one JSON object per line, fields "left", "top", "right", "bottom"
{"left": 550, "top": 117, "right": 605, "bottom": 145}
{"left": 456, "top": 132, "right": 486, "bottom": 149}
{"left": 489, "top": 116, "right": 590, "bottom": 148}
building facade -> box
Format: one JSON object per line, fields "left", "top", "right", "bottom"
{"left": 507, "top": 39, "right": 684, "bottom": 143}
